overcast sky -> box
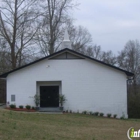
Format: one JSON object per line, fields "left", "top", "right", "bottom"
{"left": 72, "top": 0, "right": 140, "bottom": 54}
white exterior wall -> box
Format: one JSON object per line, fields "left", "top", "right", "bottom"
{"left": 7, "top": 58, "right": 127, "bottom": 118}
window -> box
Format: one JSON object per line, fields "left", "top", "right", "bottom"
{"left": 11, "top": 95, "right": 15, "bottom": 102}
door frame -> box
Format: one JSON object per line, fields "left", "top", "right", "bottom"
{"left": 36, "top": 81, "right": 62, "bottom": 107}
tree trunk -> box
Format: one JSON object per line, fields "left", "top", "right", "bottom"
{"left": 11, "top": 44, "right": 16, "bottom": 69}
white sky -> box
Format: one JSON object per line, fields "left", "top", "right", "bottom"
{"left": 72, "top": 0, "right": 140, "bottom": 53}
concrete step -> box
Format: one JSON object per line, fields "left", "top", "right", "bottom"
{"left": 39, "top": 107, "right": 62, "bottom": 112}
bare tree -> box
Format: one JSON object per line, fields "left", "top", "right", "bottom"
{"left": 101, "top": 50, "right": 117, "bottom": 65}
{"left": 66, "top": 20, "right": 116, "bottom": 64}
{"left": 36, "top": 0, "right": 77, "bottom": 55}
{"left": 83, "top": 45, "right": 117, "bottom": 66}
{"left": 69, "top": 25, "right": 92, "bottom": 53}
{"left": 85, "top": 45, "right": 102, "bottom": 59}
{"left": 0, "top": 37, "right": 11, "bottom": 73}
{"left": 117, "top": 40, "right": 140, "bottom": 84}
{"left": 118, "top": 40, "right": 140, "bottom": 94}
{"left": 0, "top": 0, "right": 40, "bottom": 69}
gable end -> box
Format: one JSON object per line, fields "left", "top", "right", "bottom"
{"left": 0, "top": 48, "right": 134, "bottom": 78}
{"left": 49, "top": 52, "right": 85, "bottom": 59}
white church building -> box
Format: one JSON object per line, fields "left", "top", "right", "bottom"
{"left": 0, "top": 30, "right": 133, "bottom": 118}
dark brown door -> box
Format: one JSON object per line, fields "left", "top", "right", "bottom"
{"left": 40, "top": 86, "right": 59, "bottom": 107}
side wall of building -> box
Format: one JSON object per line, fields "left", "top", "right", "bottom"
{"left": 7, "top": 58, "right": 127, "bottom": 118}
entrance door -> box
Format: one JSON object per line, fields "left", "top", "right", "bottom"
{"left": 40, "top": 86, "right": 59, "bottom": 107}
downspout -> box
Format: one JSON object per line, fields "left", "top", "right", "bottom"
{"left": 127, "top": 76, "right": 134, "bottom": 118}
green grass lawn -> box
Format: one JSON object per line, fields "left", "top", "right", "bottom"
{"left": 0, "top": 109, "right": 139, "bottom": 140}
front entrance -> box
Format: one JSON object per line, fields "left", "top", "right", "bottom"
{"left": 40, "top": 86, "right": 59, "bottom": 107}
